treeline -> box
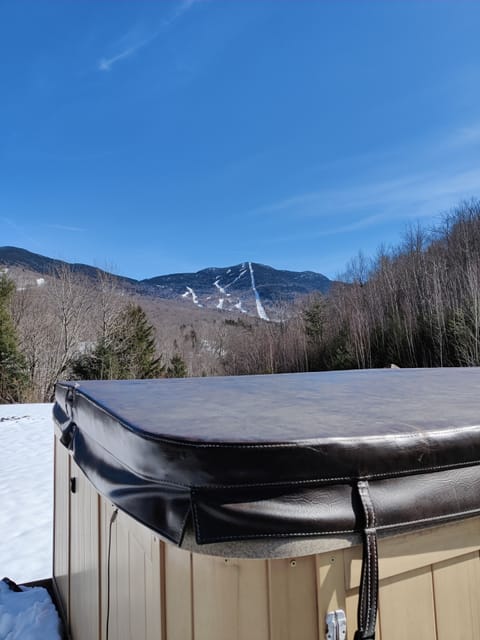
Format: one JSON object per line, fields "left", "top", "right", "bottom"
{"left": 302, "top": 200, "right": 480, "bottom": 370}
{"left": 0, "top": 266, "right": 193, "bottom": 403}
{"left": 216, "top": 200, "right": 480, "bottom": 375}
{"left": 2, "top": 200, "right": 480, "bottom": 404}
{"left": 0, "top": 261, "right": 303, "bottom": 402}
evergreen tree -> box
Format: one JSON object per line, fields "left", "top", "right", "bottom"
{"left": 112, "top": 304, "right": 164, "bottom": 379}
{"left": 71, "top": 303, "right": 164, "bottom": 380}
{"left": 70, "top": 337, "right": 118, "bottom": 380}
{"left": 0, "top": 274, "right": 27, "bottom": 402}
{"left": 166, "top": 353, "right": 188, "bottom": 378}
{"left": 303, "top": 294, "right": 327, "bottom": 370}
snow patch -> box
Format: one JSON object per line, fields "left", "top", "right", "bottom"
{"left": 0, "top": 403, "right": 54, "bottom": 584}
{"left": 234, "top": 300, "right": 247, "bottom": 314}
{"left": 248, "top": 262, "right": 269, "bottom": 321}
{"left": 216, "top": 298, "right": 224, "bottom": 310}
{"left": 182, "top": 286, "right": 203, "bottom": 307}
{"left": 214, "top": 279, "right": 226, "bottom": 295}
{"left": 36, "top": 278, "right": 45, "bottom": 287}
{"left": 0, "top": 581, "right": 62, "bottom": 640}
{"left": 224, "top": 267, "right": 248, "bottom": 290}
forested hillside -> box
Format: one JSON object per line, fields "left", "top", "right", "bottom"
{"left": 302, "top": 200, "right": 480, "bottom": 371}
{"left": 1, "top": 201, "right": 480, "bottom": 403}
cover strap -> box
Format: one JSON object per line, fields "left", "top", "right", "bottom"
{"left": 53, "top": 401, "right": 76, "bottom": 449}
{"left": 354, "top": 480, "right": 379, "bottom": 640}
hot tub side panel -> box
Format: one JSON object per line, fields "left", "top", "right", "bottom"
{"left": 53, "top": 437, "right": 480, "bottom": 640}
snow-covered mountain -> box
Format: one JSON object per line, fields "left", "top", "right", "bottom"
{"left": 142, "top": 261, "right": 331, "bottom": 319}
{"left": 0, "top": 247, "right": 332, "bottom": 320}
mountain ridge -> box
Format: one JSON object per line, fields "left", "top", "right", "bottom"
{"left": 0, "top": 246, "right": 332, "bottom": 320}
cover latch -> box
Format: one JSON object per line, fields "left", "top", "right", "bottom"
{"left": 326, "top": 609, "right": 347, "bottom": 640}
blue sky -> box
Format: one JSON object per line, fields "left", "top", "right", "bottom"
{"left": 1, "top": 1, "right": 480, "bottom": 280}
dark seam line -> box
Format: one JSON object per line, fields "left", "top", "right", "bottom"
{"left": 190, "top": 506, "right": 480, "bottom": 543}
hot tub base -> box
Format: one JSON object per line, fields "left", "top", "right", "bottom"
{"left": 53, "top": 438, "right": 480, "bottom": 640}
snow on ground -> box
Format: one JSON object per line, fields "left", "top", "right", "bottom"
{"left": 248, "top": 262, "right": 269, "bottom": 321}
{"left": 223, "top": 265, "right": 248, "bottom": 290}
{"left": 0, "top": 580, "right": 62, "bottom": 640}
{"left": 234, "top": 300, "right": 247, "bottom": 313}
{"left": 0, "top": 403, "right": 54, "bottom": 584}
{"left": 182, "top": 286, "right": 203, "bottom": 307}
{"left": 213, "top": 278, "right": 226, "bottom": 295}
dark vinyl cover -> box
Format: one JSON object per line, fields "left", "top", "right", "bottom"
{"left": 54, "top": 368, "right": 480, "bottom": 546}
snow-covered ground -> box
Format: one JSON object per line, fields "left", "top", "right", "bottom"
{"left": 0, "top": 403, "right": 61, "bottom": 637}
{"left": 0, "top": 580, "right": 62, "bottom": 640}
{"left": 0, "top": 403, "right": 54, "bottom": 584}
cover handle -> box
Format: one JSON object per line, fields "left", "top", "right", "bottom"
{"left": 354, "top": 480, "right": 379, "bottom": 640}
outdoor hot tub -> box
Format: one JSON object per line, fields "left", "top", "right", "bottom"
{"left": 52, "top": 368, "right": 480, "bottom": 640}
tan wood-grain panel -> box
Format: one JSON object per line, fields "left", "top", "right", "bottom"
{"left": 100, "top": 500, "right": 115, "bottom": 640}
{"left": 315, "top": 551, "right": 347, "bottom": 631}
{"left": 53, "top": 436, "right": 70, "bottom": 625}
{"left": 164, "top": 544, "right": 193, "bottom": 640}
{"left": 191, "top": 555, "right": 269, "bottom": 640}
{"left": 267, "top": 556, "right": 319, "bottom": 640}
{"left": 432, "top": 551, "right": 480, "bottom": 640}
{"left": 70, "top": 460, "right": 100, "bottom": 640}
{"left": 235, "top": 559, "right": 269, "bottom": 640}
{"left": 345, "top": 587, "right": 381, "bottom": 640}
{"left": 59, "top": 463, "right": 480, "bottom": 640}
{"left": 378, "top": 566, "right": 437, "bottom": 640}
{"left": 100, "top": 500, "right": 121, "bottom": 640}
{"left": 128, "top": 515, "right": 162, "bottom": 640}
{"left": 345, "top": 517, "right": 480, "bottom": 589}
{"left": 100, "top": 500, "right": 163, "bottom": 640}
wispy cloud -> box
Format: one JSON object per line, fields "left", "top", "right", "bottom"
{"left": 0, "top": 216, "right": 42, "bottom": 249}
{"left": 45, "top": 224, "right": 85, "bottom": 232}
{"left": 248, "top": 120, "right": 480, "bottom": 241}
{"left": 97, "top": 0, "right": 202, "bottom": 72}
{"left": 248, "top": 174, "right": 421, "bottom": 219}
{"left": 262, "top": 167, "right": 480, "bottom": 249}
{"left": 312, "top": 214, "right": 395, "bottom": 238}
{"left": 98, "top": 44, "right": 145, "bottom": 72}
{"left": 264, "top": 168, "right": 480, "bottom": 233}
{"left": 164, "top": 0, "right": 200, "bottom": 27}
{"left": 446, "top": 123, "right": 480, "bottom": 149}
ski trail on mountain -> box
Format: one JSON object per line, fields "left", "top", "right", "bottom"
{"left": 182, "top": 286, "right": 203, "bottom": 307}
{"left": 248, "top": 262, "right": 269, "bottom": 321}
{"left": 213, "top": 278, "right": 226, "bottom": 294}
{"left": 234, "top": 300, "right": 247, "bottom": 313}
{"left": 223, "top": 265, "right": 248, "bottom": 290}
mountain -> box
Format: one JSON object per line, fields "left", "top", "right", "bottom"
{"left": 142, "top": 262, "right": 331, "bottom": 319}
{"left": 0, "top": 246, "right": 137, "bottom": 287}
{"left": 0, "top": 247, "right": 332, "bottom": 320}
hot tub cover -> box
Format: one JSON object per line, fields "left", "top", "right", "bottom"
{"left": 54, "top": 368, "right": 480, "bottom": 546}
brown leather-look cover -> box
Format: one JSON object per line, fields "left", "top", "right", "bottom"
{"left": 54, "top": 368, "right": 480, "bottom": 547}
